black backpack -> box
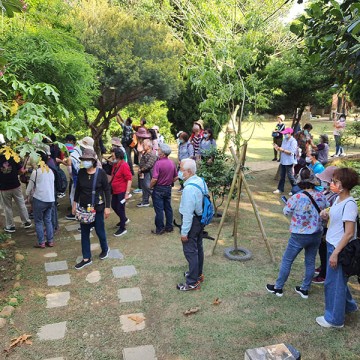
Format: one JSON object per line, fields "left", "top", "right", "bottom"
{"left": 49, "top": 164, "right": 68, "bottom": 194}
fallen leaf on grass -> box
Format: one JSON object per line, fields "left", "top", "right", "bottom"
{"left": 213, "top": 298, "right": 222, "bottom": 305}
{"left": 183, "top": 307, "right": 200, "bottom": 316}
{"left": 128, "top": 315, "right": 146, "bottom": 324}
{"left": 4, "top": 334, "right": 32, "bottom": 353}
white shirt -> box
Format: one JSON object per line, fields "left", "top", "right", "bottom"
{"left": 326, "top": 197, "right": 358, "bottom": 248}
{"left": 26, "top": 167, "right": 55, "bottom": 203}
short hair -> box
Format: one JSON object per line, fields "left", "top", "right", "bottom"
{"left": 205, "top": 128, "right": 214, "bottom": 139}
{"left": 297, "top": 167, "right": 315, "bottom": 190}
{"left": 339, "top": 113, "right": 346, "bottom": 119}
{"left": 143, "top": 139, "right": 153, "bottom": 149}
{"left": 309, "top": 150, "right": 319, "bottom": 160}
{"left": 159, "top": 143, "right": 171, "bottom": 156}
{"left": 181, "top": 158, "right": 196, "bottom": 174}
{"left": 141, "top": 118, "right": 147, "bottom": 125}
{"left": 333, "top": 168, "right": 359, "bottom": 190}
{"left": 303, "top": 123, "right": 313, "bottom": 131}
{"left": 180, "top": 132, "right": 189, "bottom": 142}
{"left": 126, "top": 117, "right": 132, "bottom": 125}
{"left": 114, "top": 148, "right": 124, "bottom": 160}
{"left": 320, "top": 134, "right": 329, "bottom": 144}
{"left": 65, "top": 134, "right": 76, "bottom": 143}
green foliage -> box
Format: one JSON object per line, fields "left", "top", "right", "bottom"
{"left": 0, "top": 233, "right": 10, "bottom": 243}
{"left": 0, "top": 250, "right": 6, "bottom": 260}
{"left": 197, "top": 148, "right": 236, "bottom": 214}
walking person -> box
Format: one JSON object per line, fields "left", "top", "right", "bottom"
{"left": 272, "top": 114, "right": 285, "bottom": 162}
{"left": 149, "top": 144, "right": 178, "bottom": 235}
{"left": 177, "top": 158, "right": 208, "bottom": 291}
{"left": 26, "top": 151, "right": 55, "bottom": 248}
{"left": 111, "top": 148, "right": 132, "bottom": 237}
{"left": 273, "top": 127, "right": 298, "bottom": 195}
{"left": 316, "top": 167, "right": 359, "bottom": 328}
{"left": 72, "top": 149, "right": 111, "bottom": 270}
{"left": 266, "top": 168, "right": 328, "bottom": 298}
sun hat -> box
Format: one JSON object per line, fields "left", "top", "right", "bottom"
{"left": 159, "top": 143, "right": 171, "bottom": 156}
{"left": 78, "top": 136, "right": 94, "bottom": 150}
{"left": 79, "top": 148, "right": 97, "bottom": 161}
{"left": 39, "top": 144, "right": 51, "bottom": 155}
{"left": 0, "top": 134, "right": 5, "bottom": 145}
{"left": 194, "top": 119, "right": 204, "bottom": 130}
{"left": 295, "top": 167, "right": 320, "bottom": 186}
{"left": 280, "top": 127, "right": 294, "bottom": 135}
{"left": 135, "top": 128, "right": 151, "bottom": 139}
{"left": 111, "top": 137, "right": 122, "bottom": 147}
{"left": 277, "top": 114, "right": 285, "bottom": 122}
{"left": 315, "top": 166, "right": 337, "bottom": 184}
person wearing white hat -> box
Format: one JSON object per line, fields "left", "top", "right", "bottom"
{"left": 78, "top": 136, "right": 95, "bottom": 150}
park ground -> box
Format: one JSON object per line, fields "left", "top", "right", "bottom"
{"left": 0, "top": 118, "right": 360, "bottom": 359}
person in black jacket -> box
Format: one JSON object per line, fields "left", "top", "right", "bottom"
{"left": 72, "top": 149, "right": 111, "bottom": 270}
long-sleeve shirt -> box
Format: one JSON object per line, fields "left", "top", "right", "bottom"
{"left": 139, "top": 151, "right": 157, "bottom": 173}
{"left": 283, "top": 190, "right": 329, "bottom": 234}
{"left": 26, "top": 167, "right": 55, "bottom": 203}
{"left": 179, "top": 175, "right": 208, "bottom": 236}
{"left": 178, "top": 142, "right": 194, "bottom": 161}
{"left": 280, "top": 136, "right": 298, "bottom": 165}
{"left": 111, "top": 160, "right": 132, "bottom": 194}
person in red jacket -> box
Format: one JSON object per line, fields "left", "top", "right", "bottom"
{"left": 111, "top": 148, "right": 132, "bottom": 237}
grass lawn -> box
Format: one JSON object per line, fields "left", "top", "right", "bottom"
{"left": 0, "top": 121, "right": 359, "bottom": 359}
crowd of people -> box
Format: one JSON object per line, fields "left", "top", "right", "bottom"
{"left": 269, "top": 113, "right": 359, "bottom": 329}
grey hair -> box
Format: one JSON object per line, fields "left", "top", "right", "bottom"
{"left": 159, "top": 143, "right": 171, "bottom": 156}
{"left": 181, "top": 158, "right": 196, "bottom": 174}
{"left": 143, "top": 138, "right": 153, "bottom": 149}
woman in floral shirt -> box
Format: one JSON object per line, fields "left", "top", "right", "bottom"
{"left": 266, "top": 167, "right": 328, "bottom": 298}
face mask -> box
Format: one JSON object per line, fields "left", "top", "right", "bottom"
{"left": 285, "top": 134, "right": 291, "bottom": 139}
{"left": 82, "top": 160, "right": 93, "bottom": 169}
{"left": 179, "top": 139, "right": 184, "bottom": 144}
{"left": 113, "top": 159, "right": 119, "bottom": 164}
{"left": 178, "top": 170, "right": 184, "bottom": 180}
{"left": 330, "top": 182, "right": 342, "bottom": 194}
{"left": 203, "top": 134, "right": 209, "bottom": 139}
{"left": 304, "top": 130, "right": 309, "bottom": 136}
{"left": 305, "top": 157, "right": 311, "bottom": 163}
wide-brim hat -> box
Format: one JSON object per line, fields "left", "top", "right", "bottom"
{"left": 280, "top": 127, "right": 294, "bottom": 135}
{"left": 194, "top": 119, "right": 204, "bottom": 129}
{"left": 79, "top": 148, "right": 97, "bottom": 161}
{"left": 135, "top": 128, "right": 151, "bottom": 139}
{"left": 277, "top": 114, "right": 285, "bottom": 122}
{"left": 78, "top": 136, "right": 94, "bottom": 150}
{"left": 295, "top": 168, "right": 320, "bottom": 186}
{"left": 111, "top": 137, "right": 122, "bottom": 147}
{"left": 315, "top": 166, "right": 337, "bottom": 184}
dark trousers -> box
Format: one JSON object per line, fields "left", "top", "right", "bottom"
{"left": 318, "top": 229, "right": 328, "bottom": 278}
{"left": 152, "top": 185, "right": 173, "bottom": 233}
{"left": 273, "top": 137, "right": 282, "bottom": 159}
{"left": 111, "top": 192, "right": 127, "bottom": 231}
{"left": 183, "top": 216, "right": 204, "bottom": 285}
{"left": 80, "top": 210, "right": 108, "bottom": 259}
{"left": 277, "top": 164, "right": 296, "bottom": 192}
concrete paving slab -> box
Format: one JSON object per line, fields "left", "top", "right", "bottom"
{"left": 65, "top": 224, "right": 79, "bottom": 232}
{"left": 118, "top": 288, "right": 142, "bottom": 303}
{"left": 86, "top": 271, "right": 101, "bottom": 283}
{"left": 120, "top": 313, "right": 146, "bottom": 332}
{"left": 123, "top": 345, "right": 157, "bottom": 360}
{"left": 37, "top": 321, "right": 67, "bottom": 340}
{"left": 108, "top": 249, "right": 124, "bottom": 259}
{"left": 112, "top": 265, "right": 137, "bottom": 279}
{"left": 90, "top": 243, "right": 100, "bottom": 251}
{"left": 44, "top": 252, "right": 58, "bottom": 258}
{"left": 45, "top": 261, "right": 68, "bottom": 272}
{"left": 47, "top": 274, "right": 71, "bottom": 287}
{"left": 46, "top": 292, "right": 70, "bottom": 308}
{"left": 73, "top": 233, "right": 93, "bottom": 241}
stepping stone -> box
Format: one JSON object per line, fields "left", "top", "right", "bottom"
{"left": 37, "top": 321, "right": 67, "bottom": 340}
{"left": 118, "top": 288, "right": 142, "bottom": 303}
{"left": 86, "top": 271, "right": 101, "bottom": 284}
{"left": 120, "top": 313, "right": 146, "bottom": 332}
{"left": 112, "top": 266, "right": 137, "bottom": 279}
{"left": 46, "top": 292, "right": 70, "bottom": 308}
{"left": 47, "top": 274, "right": 71, "bottom": 287}
{"left": 108, "top": 249, "right": 124, "bottom": 259}
{"left": 123, "top": 345, "right": 157, "bottom": 360}
{"left": 65, "top": 224, "right": 79, "bottom": 232}
{"left": 44, "top": 253, "right": 58, "bottom": 258}
{"left": 13, "top": 216, "right": 21, "bottom": 223}
{"left": 45, "top": 261, "right": 68, "bottom": 272}
{"left": 90, "top": 243, "right": 100, "bottom": 251}
{"left": 73, "top": 233, "right": 93, "bottom": 241}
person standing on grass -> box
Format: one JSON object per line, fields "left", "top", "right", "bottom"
{"left": 271, "top": 114, "right": 285, "bottom": 162}
{"left": 273, "top": 127, "right": 298, "bottom": 195}
{"left": 266, "top": 167, "right": 328, "bottom": 298}
{"left": 316, "top": 168, "right": 359, "bottom": 328}
{"left": 177, "top": 132, "right": 194, "bottom": 192}
{"left": 332, "top": 113, "right": 346, "bottom": 157}
{"left": 177, "top": 158, "right": 207, "bottom": 291}
{"left": 72, "top": 149, "right": 111, "bottom": 270}
{"left": 149, "top": 143, "right": 177, "bottom": 235}
{"left": 111, "top": 148, "right": 132, "bottom": 237}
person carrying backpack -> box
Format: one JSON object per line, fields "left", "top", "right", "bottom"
{"left": 177, "top": 158, "right": 211, "bottom": 291}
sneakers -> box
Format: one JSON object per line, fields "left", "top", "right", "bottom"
{"left": 57, "top": 192, "right": 66, "bottom": 199}
{"left": 125, "top": 218, "right": 130, "bottom": 225}
{"left": 75, "top": 259, "right": 92, "bottom": 270}
{"left": 137, "top": 202, "right": 150, "bottom": 207}
{"left": 272, "top": 158, "right": 277, "bottom": 161}
{"left": 294, "top": 286, "right": 308, "bottom": 299}
{"left": 65, "top": 213, "right": 76, "bottom": 220}
{"left": 46, "top": 241, "right": 54, "bottom": 247}
{"left": 133, "top": 188, "right": 142, "bottom": 194}
{"left": 316, "top": 316, "right": 344, "bottom": 328}
{"left": 115, "top": 219, "right": 130, "bottom": 227}
{"left": 34, "top": 243, "right": 45, "bottom": 249}
{"left": 114, "top": 229, "right": 127, "bottom": 237}
{"left": 24, "top": 221, "right": 32, "bottom": 228}
{"left": 151, "top": 229, "right": 165, "bottom": 235}
{"left": 265, "top": 284, "right": 283, "bottom": 297}
{"left": 312, "top": 276, "right": 325, "bottom": 284}
{"left": 184, "top": 271, "right": 205, "bottom": 283}
{"left": 273, "top": 189, "right": 282, "bottom": 194}
{"left": 314, "top": 266, "right": 321, "bottom": 277}
{"left": 176, "top": 282, "right": 201, "bottom": 291}
{"left": 99, "top": 248, "right": 110, "bottom": 260}
{"left": 4, "top": 226, "right": 16, "bottom": 233}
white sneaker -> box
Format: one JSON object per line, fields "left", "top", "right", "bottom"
{"left": 316, "top": 316, "right": 343, "bottom": 328}
{"left": 273, "top": 189, "right": 282, "bottom": 194}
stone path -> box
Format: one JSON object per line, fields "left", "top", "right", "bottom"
{"left": 37, "top": 220, "right": 157, "bottom": 359}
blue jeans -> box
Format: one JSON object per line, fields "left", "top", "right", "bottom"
{"left": 140, "top": 172, "right": 152, "bottom": 204}
{"left": 334, "top": 135, "right": 343, "bottom": 155}
{"left": 277, "top": 164, "right": 296, "bottom": 192}
{"left": 152, "top": 185, "right": 173, "bottom": 233}
{"left": 80, "top": 210, "right": 108, "bottom": 259}
{"left": 33, "top": 197, "right": 54, "bottom": 245}
{"left": 324, "top": 242, "right": 358, "bottom": 326}
{"left": 275, "top": 231, "right": 322, "bottom": 291}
